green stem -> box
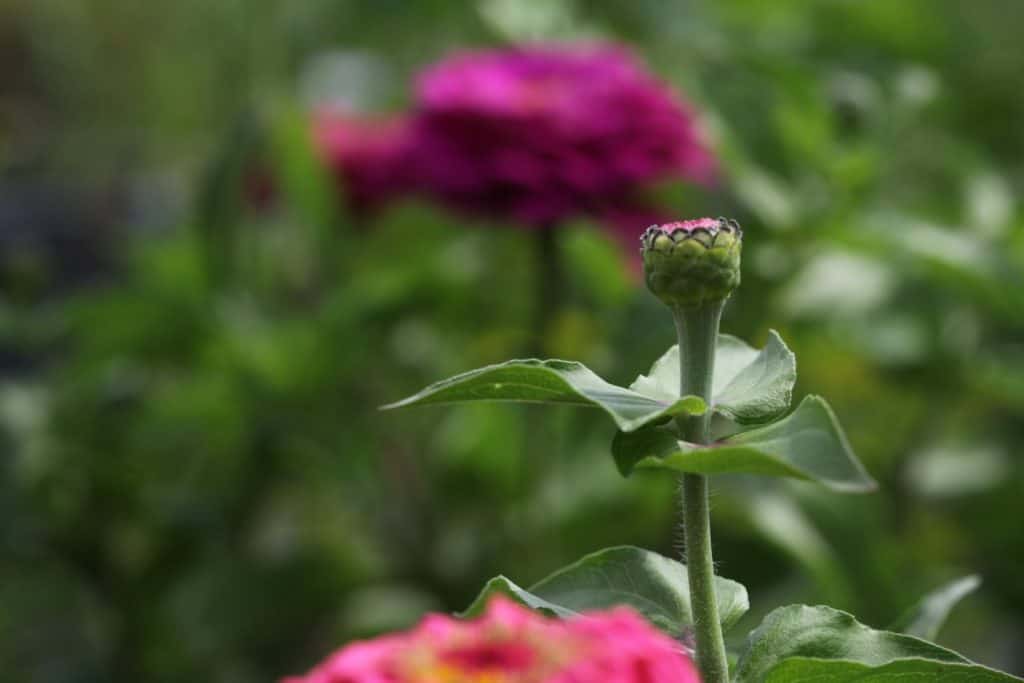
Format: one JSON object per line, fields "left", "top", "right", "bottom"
{"left": 673, "top": 302, "right": 730, "bottom": 683}
{"left": 517, "top": 226, "right": 562, "bottom": 572}
{"left": 531, "top": 226, "right": 562, "bottom": 356}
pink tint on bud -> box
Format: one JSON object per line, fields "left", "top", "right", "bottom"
{"left": 655, "top": 217, "right": 722, "bottom": 233}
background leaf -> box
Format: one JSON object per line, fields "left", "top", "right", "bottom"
{"left": 614, "top": 396, "right": 877, "bottom": 492}
{"left": 739, "top": 492, "right": 854, "bottom": 608}
{"left": 629, "top": 331, "right": 796, "bottom": 424}
{"left": 889, "top": 575, "right": 982, "bottom": 641}
{"left": 383, "top": 359, "right": 706, "bottom": 432}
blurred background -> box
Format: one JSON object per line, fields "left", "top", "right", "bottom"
{"left": 3, "top": 0, "right": 1024, "bottom": 680}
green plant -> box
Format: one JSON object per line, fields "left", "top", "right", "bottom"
{"left": 387, "top": 217, "right": 1020, "bottom": 682}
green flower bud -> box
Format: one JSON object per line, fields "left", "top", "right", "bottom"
{"left": 641, "top": 217, "right": 742, "bottom": 308}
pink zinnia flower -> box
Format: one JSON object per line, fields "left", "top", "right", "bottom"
{"left": 405, "top": 44, "right": 716, "bottom": 238}
{"left": 313, "top": 111, "right": 414, "bottom": 213}
{"left": 284, "top": 598, "right": 701, "bottom": 683}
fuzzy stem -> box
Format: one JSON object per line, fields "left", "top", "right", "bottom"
{"left": 673, "top": 302, "right": 729, "bottom": 683}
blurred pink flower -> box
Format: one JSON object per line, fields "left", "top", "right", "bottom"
{"left": 313, "top": 111, "right": 414, "bottom": 213}
{"left": 283, "top": 597, "right": 700, "bottom": 683}
{"left": 405, "top": 44, "right": 716, "bottom": 237}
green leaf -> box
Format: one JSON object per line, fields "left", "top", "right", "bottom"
{"left": 735, "top": 604, "right": 967, "bottom": 683}
{"left": 764, "top": 657, "right": 1022, "bottom": 682}
{"left": 630, "top": 331, "right": 796, "bottom": 424}
{"left": 382, "top": 359, "right": 706, "bottom": 432}
{"left": 713, "top": 331, "right": 797, "bottom": 423}
{"left": 613, "top": 396, "right": 877, "bottom": 492}
{"left": 889, "top": 575, "right": 982, "bottom": 641}
{"left": 459, "top": 576, "right": 576, "bottom": 619}
{"left": 530, "top": 545, "right": 749, "bottom": 636}
{"left": 458, "top": 547, "right": 748, "bottom": 638}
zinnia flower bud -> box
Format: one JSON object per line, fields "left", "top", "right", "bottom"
{"left": 641, "top": 217, "right": 742, "bottom": 308}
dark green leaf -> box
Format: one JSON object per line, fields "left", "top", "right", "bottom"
{"left": 889, "top": 575, "right": 982, "bottom": 641}
{"left": 530, "top": 545, "right": 748, "bottom": 635}
{"left": 735, "top": 604, "right": 967, "bottom": 683}
{"left": 382, "top": 359, "right": 706, "bottom": 432}
{"left": 764, "top": 657, "right": 1022, "bottom": 682}
{"left": 459, "top": 576, "right": 575, "bottom": 619}
{"left": 613, "top": 396, "right": 877, "bottom": 492}
{"left": 612, "top": 425, "right": 680, "bottom": 477}
{"left": 630, "top": 331, "right": 796, "bottom": 424}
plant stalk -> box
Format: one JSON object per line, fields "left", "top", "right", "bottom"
{"left": 673, "top": 302, "right": 730, "bottom": 683}
{"left": 518, "top": 226, "right": 563, "bottom": 572}
{"left": 532, "top": 226, "right": 562, "bottom": 356}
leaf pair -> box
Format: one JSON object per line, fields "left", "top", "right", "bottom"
{"left": 464, "top": 545, "right": 1008, "bottom": 682}
{"left": 384, "top": 330, "right": 876, "bottom": 492}
{"left": 613, "top": 395, "right": 876, "bottom": 492}
{"left": 733, "top": 575, "right": 998, "bottom": 681}
{"left": 628, "top": 331, "right": 796, "bottom": 425}
{"left": 383, "top": 332, "right": 798, "bottom": 432}
{"left": 616, "top": 331, "right": 875, "bottom": 492}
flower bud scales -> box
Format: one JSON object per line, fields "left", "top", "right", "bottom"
{"left": 641, "top": 217, "right": 742, "bottom": 308}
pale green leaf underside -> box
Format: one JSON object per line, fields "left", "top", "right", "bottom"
{"left": 459, "top": 546, "right": 748, "bottom": 638}
{"left": 382, "top": 359, "right": 706, "bottom": 432}
{"left": 889, "top": 575, "right": 982, "bottom": 641}
{"left": 614, "top": 396, "right": 877, "bottom": 492}
{"left": 530, "top": 545, "right": 749, "bottom": 636}
{"left": 736, "top": 604, "right": 969, "bottom": 683}
{"left": 460, "top": 576, "right": 576, "bottom": 619}
{"left": 630, "top": 330, "right": 796, "bottom": 424}
{"left": 764, "top": 657, "right": 1022, "bottom": 682}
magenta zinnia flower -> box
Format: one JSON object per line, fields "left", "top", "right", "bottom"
{"left": 314, "top": 111, "right": 414, "bottom": 213}
{"left": 284, "top": 598, "right": 701, "bottom": 683}
{"left": 405, "top": 44, "right": 716, "bottom": 237}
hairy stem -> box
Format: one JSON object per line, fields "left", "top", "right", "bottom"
{"left": 673, "top": 302, "right": 729, "bottom": 683}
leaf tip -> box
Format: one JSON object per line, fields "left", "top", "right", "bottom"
{"left": 378, "top": 396, "right": 413, "bottom": 411}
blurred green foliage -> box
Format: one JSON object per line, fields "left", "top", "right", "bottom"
{"left": 2, "top": 0, "right": 1024, "bottom": 680}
